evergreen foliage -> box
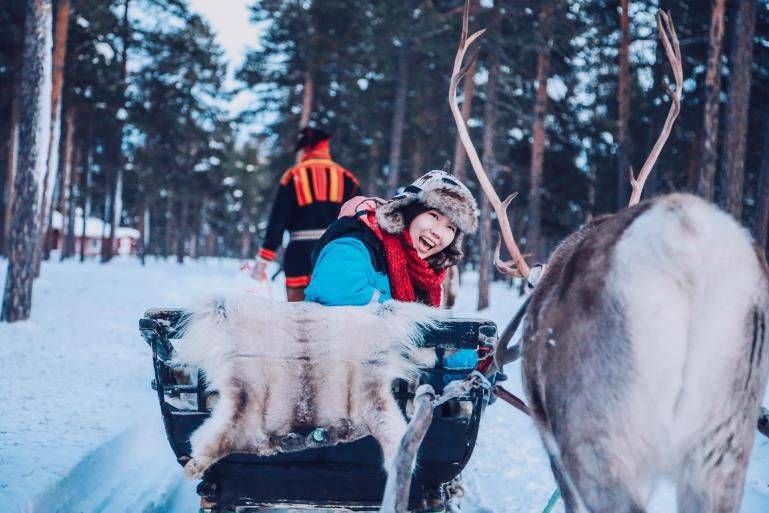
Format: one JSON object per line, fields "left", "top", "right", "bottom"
{"left": 1, "top": 0, "right": 768, "bottom": 268}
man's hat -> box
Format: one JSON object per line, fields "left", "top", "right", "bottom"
{"left": 294, "top": 126, "right": 332, "bottom": 153}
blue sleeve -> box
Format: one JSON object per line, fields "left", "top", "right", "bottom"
{"left": 305, "top": 238, "right": 386, "bottom": 306}
{"left": 444, "top": 349, "right": 478, "bottom": 369}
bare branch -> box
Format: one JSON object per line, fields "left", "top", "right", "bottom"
{"left": 628, "top": 10, "right": 683, "bottom": 206}
{"left": 449, "top": 0, "right": 530, "bottom": 279}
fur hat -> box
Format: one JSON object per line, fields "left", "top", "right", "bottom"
{"left": 376, "top": 170, "right": 479, "bottom": 269}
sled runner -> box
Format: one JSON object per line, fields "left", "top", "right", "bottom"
{"left": 139, "top": 308, "right": 500, "bottom": 512}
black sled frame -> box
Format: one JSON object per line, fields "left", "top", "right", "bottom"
{"left": 139, "top": 309, "right": 499, "bottom": 512}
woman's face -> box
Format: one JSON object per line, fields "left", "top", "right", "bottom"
{"left": 408, "top": 209, "right": 457, "bottom": 259}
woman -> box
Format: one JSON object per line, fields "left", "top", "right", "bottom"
{"left": 305, "top": 169, "right": 479, "bottom": 368}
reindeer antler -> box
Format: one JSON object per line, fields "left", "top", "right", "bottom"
{"left": 449, "top": 0, "right": 530, "bottom": 279}
{"left": 628, "top": 10, "right": 683, "bottom": 206}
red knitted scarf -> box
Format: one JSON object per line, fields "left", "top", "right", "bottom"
{"left": 367, "top": 212, "right": 446, "bottom": 306}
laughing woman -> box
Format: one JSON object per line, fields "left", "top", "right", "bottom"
{"left": 305, "top": 169, "right": 479, "bottom": 368}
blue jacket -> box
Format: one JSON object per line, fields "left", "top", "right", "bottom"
{"left": 305, "top": 217, "right": 477, "bottom": 369}
{"left": 305, "top": 237, "right": 391, "bottom": 305}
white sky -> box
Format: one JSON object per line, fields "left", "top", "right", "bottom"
{"left": 186, "top": 0, "right": 266, "bottom": 132}
{"left": 187, "top": 0, "right": 262, "bottom": 71}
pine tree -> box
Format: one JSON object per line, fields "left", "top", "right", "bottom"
{"left": 2, "top": 0, "right": 53, "bottom": 322}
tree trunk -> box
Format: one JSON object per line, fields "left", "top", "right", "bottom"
{"left": 176, "top": 188, "right": 188, "bottom": 264}
{"left": 616, "top": 0, "right": 631, "bottom": 209}
{"left": 526, "top": 2, "right": 553, "bottom": 263}
{"left": 163, "top": 191, "right": 173, "bottom": 258}
{"left": 477, "top": 7, "right": 501, "bottom": 311}
{"left": 103, "top": 0, "right": 129, "bottom": 262}
{"left": 79, "top": 117, "right": 93, "bottom": 262}
{"left": 138, "top": 194, "right": 148, "bottom": 265}
{"left": 410, "top": 100, "right": 427, "bottom": 183}
{"left": 100, "top": 177, "right": 111, "bottom": 258}
{"left": 756, "top": 116, "right": 769, "bottom": 252}
{"left": 63, "top": 126, "right": 80, "bottom": 259}
{"left": 2, "top": 69, "right": 21, "bottom": 256}
{"left": 2, "top": 0, "right": 53, "bottom": 322}
{"left": 240, "top": 226, "right": 251, "bottom": 260}
{"left": 697, "top": 0, "right": 726, "bottom": 201}
{"left": 452, "top": 59, "right": 476, "bottom": 182}
{"left": 719, "top": 0, "right": 757, "bottom": 219}
{"left": 105, "top": 166, "right": 123, "bottom": 259}
{"left": 387, "top": 0, "right": 413, "bottom": 195}
{"left": 366, "top": 136, "right": 381, "bottom": 196}
{"left": 58, "top": 107, "right": 74, "bottom": 259}
{"left": 687, "top": 127, "right": 702, "bottom": 192}
{"left": 33, "top": 0, "right": 69, "bottom": 276}
{"left": 299, "top": 65, "right": 314, "bottom": 128}
{"left": 295, "top": 64, "right": 315, "bottom": 164}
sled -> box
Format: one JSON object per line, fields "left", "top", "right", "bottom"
{"left": 139, "top": 308, "right": 500, "bottom": 512}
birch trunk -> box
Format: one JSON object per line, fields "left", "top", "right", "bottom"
{"left": 34, "top": 0, "right": 69, "bottom": 276}
{"left": 526, "top": 2, "right": 553, "bottom": 263}
{"left": 2, "top": 69, "right": 21, "bottom": 255}
{"left": 697, "top": 0, "right": 726, "bottom": 201}
{"left": 104, "top": 0, "right": 129, "bottom": 262}
{"left": 720, "top": 0, "right": 757, "bottom": 218}
{"left": 2, "top": 0, "right": 53, "bottom": 322}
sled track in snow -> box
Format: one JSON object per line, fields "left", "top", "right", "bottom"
{"left": 31, "top": 422, "right": 197, "bottom": 513}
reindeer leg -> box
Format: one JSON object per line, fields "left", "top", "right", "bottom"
{"left": 545, "top": 453, "right": 582, "bottom": 513}
{"left": 364, "top": 384, "right": 409, "bottom": 472}
{"left": 555, "top": 437, "right": 647, "bottom": 513}
{"left": 677, "top": 423, "right": 753, "bottom": 513}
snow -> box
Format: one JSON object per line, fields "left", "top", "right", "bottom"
{"left": 0, "top": 258, "right": 767, "bottom": 512}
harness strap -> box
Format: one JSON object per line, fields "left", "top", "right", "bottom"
{"left": 493, "top": 384, "right": 530, "bottom": 416}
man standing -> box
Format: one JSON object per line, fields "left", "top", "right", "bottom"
{"left": 253, "top": 127, "right": 361, "bottom": 301}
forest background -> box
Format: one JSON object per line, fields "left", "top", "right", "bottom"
{"left": 1, "top": 0, "right": 768, "bottom": 319}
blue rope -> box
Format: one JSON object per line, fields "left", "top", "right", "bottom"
{"left": 541, "top": 488, "right": 561, "bottom": 513}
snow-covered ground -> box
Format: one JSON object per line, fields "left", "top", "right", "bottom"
{"left": 0, "top": 257, "right": 767, "bottom": 513}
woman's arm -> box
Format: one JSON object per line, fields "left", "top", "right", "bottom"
{"left": 305, "top": 238, "right": 388, "bottom": 306}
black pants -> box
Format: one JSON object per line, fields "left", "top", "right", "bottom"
{"left": 283, "top": 240, "right": 317, "bottom": 288}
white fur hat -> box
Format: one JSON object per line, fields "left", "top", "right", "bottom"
{"left": 376, "top": 170, "right": 479, "bottom": 235}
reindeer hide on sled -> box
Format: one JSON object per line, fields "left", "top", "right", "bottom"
{"left": 171, "top": 294, "right": 440, "bottom": 479}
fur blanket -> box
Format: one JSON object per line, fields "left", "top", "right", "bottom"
{"left": 172, "top": 294, "right": 441, "bottom": 478}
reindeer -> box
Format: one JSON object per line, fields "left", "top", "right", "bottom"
{"left": 449, "top": 4, "right": 769, "bottom": 513}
